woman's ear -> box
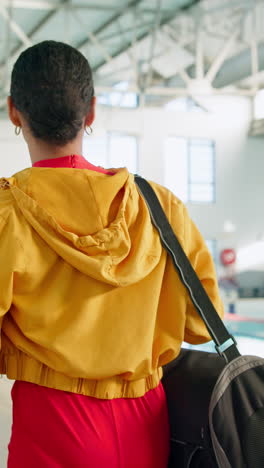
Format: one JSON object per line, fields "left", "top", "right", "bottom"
{"left": 84, "top": 96, "right": 96, "bottom": 128}
{"left": 7, "top": 96, "right": 22, "bottom": 127}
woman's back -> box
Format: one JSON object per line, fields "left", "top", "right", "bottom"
{"left": 1, "top": 40, "right": 223, "bottom": 467}
{"left": 0, "top": 154, "right": 222, "bottom": 400}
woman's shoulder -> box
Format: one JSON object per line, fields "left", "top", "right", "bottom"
{"left": 133, "top": 176, "right": 187, "bottom": 243}
{"left": 136, "top": 177, "right": 186, "bottom": 220}
{"left": 0, "top": 177, "right": 14, "bottom": 219}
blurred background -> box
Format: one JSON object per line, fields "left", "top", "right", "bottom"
{"left": 0, "top": 0, "right": 264, "bottom": 465}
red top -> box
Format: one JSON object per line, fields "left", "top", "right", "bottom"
{"left": 32, "top": 154, "right": 113, "bottom": 174}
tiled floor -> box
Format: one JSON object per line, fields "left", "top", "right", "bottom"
{"left": 0, "top": 377, "right": 13, "bottom": 468}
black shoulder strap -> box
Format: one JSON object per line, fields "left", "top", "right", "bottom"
{"left": 135, "top": 175, "right": 240, "bottom": 364}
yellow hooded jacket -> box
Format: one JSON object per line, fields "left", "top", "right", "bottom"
{"left": 0, "top": 166, "right": 223, "bottom": 399}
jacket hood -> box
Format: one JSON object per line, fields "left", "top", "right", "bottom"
{"left": 4, "top": 167, "right": 162, "bottom": 286}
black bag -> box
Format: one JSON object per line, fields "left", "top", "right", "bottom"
{"left": 135, "top": 175, "right": 264, "bottom": 468}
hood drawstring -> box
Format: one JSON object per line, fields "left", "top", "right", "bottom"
{"left": 0, "top": 178, "right": 11, "bottom": 190}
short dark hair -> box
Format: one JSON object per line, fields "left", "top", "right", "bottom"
{"left": 10, "top": 40, "right": 94, "bottom": 145}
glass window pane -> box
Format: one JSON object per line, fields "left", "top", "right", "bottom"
{"left": 97, "top": 92, "right": 137, "bottom": 108}
{"left": 83, "top": 135, "right": 107, "bottom": 168}
{"left": 164, "top": 137, "right": 188, "bottom": 202}
{"left": 254, "top": 89, "right": 264, "bottom": 119}
{"left": 97, "top": 82, "right": 138, "bottom": 109}
{"left": 189, "top": 183, "right": 214, "bottom": 202}
{"left": 120, "top": 93, "right": 138, "bottom": 108}
{"left": 109, "top": 134, "right": 138, "bottom": 173}
{"left": 188, "top": 139, "right": 215, "bottom": 202}
{"left": 189, "top": 147, "right": 214, "bottom": 158}
{"left": 164, "top": 97, "right": 188, "bottom": 111}
{"left": 109, "top": 92, "right": 125, "bottom": 107}
{"left": 189, "top": 153, "right": 214, "bottom": 183}
{"left": 190, "top": 138, "right": 213, "bottom": 146}
{"left": 206, "top": 239, "right": 217, "bottom": 262}
{"left": 97, "top": 94, "right": 109, "bottom": 106}
{"left": 113, "top": 81, "right": 138, "bottom": 108}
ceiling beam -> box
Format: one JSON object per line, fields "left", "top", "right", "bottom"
{"left": 250, "top": 6, "right": 259, "bottom": 93}
{"left": 214, "top": 42, "right": 264, "bottom": 88}
{"left": 72, "top": 10, "right": 113, "bottom": 64}
{"left": 167, "top": 40, "right": 264, "bottom": 91}
{"left": 203, "top": 0, "right": 259, "bottom": 16}
{"left": 1, "top": 0, "right": 59, "bottom": 9}
{"left": 195, "top": 24, "right": 204, "bottom": 79}
{"left": 94, "top": 84, "right": 255, "bottom": 97}
{"left": 76, "top": 0, "right": 144, "bottom": 51}
{"left": 206, "top": 29, "right": 240, "bottom": 83}
{"left": 0, "top": 0, "right": 68, "bottom": 69}
{"left": 0, "top": 5, "right": 33, "bottom": 47}
{"left": 178, "top": 68, "right": 191, "bottom": 85}
{"left": 0, "top": 0, "right": 69, "bottom": 105}
{"left": 91, "top": 0, "right": 200, "bottom": 73}
{"left": 99, "top": 21, "right": 154, "bottom": 42}
{"left": 0, "top": 0, "right": 144, "bottom": 105}
{"left": 0, "top": 0, "right": 192, "bottom": 14}
{"left": 144, "top": 0, "right": 162, "bottom": 91}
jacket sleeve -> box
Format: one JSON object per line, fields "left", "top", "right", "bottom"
{"left": 0, "top": 213, "right": 18, "bottom": 351}
{"left": 180, "top": 203, "right": 224, "bottom": 344}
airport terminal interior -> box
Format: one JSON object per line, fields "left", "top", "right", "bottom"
{"left": 0, "top": 0, "right": 264, "bottom": 466}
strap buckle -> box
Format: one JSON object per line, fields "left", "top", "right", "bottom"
{"left": 215, "top": 335, "right": 237, "bottom": 357}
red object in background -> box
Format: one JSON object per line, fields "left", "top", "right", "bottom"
{"left": 220, "top": 248, "right": 236, "bottom": 266}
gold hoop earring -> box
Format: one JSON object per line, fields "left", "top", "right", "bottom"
{"left": 15, "top": 126, "right": 21, "bottom": 136}
{"left": 85, "top": 126, "right": 93, "bottom": 136}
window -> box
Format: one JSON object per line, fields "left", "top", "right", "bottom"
{"left": 206, "top": 239, "right": 217, "bottom": 264}
{"left": 188, "top": 139, "right": 215, "bottom": 203}
{"left": 97, "top": 81, "right": 138, "bottom": 109}
{"left": 254, "top": 89, "right": 264, "bottom": 119}
{"left": 164, "top": 137, "right": 215, "bottom": 203}
{"left": 164, "top": 97, "right": 205, "bottom": 113}
{"left": 164, "top": 137, "right": 188, "bottom": 201}
{"left": 83, "top": 133, "right": 138, "bottom": 173}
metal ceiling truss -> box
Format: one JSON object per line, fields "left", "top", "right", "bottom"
{"left": 0, "top": 5, "right": 32, "bottom": 47}
{"left": 0, "top": 0, "right": 263, "bottom": 111}
{"left": 75, "top": 0, "right": 145, "bottom": 52}
{"left": 0, "top": 0, "right": 68, "bottom": 106}
{"left": 94, "top": 0, "right": 264, "bottom": 99}
{"left": 0, "top": 0, "right": 200, "bottom": 106}
{"left": 91, "top": 0, "right": 200, "bottom": 73}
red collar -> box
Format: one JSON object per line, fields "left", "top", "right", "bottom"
{"left": 32, "top": 154, "right": 113, "bottom": 174}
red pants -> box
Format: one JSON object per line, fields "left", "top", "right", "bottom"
{"left": 8, "top": 380, "right": 170, "bottom": 467}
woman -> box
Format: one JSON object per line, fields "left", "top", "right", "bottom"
{"left": 0, "top": 41, "right": 223, "bottom": 467}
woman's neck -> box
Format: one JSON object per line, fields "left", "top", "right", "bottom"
{"left": 27, "top": 133, "right": 84, "bottom": 166}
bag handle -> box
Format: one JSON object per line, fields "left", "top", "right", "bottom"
{"left": 135, "top": 175, "right": 240, "bottom": 364}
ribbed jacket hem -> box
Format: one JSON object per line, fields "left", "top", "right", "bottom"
{"left": 0, "top": 351, "right": 163, "bottom": 399}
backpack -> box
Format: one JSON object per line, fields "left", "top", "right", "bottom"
{"left": 135, "top": 175, "right": 264, "bottom": 468}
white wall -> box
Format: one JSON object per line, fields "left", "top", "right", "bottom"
{"left": 1, "top": 95, "right": 264, "bottom": 262}
{"left": 0, "top": 119, "right": 31, "bottom": 175}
